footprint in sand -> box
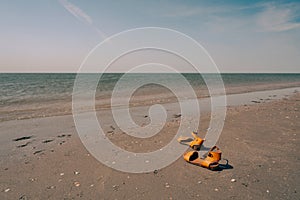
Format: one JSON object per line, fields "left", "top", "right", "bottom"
{"left": 17, "top": 142, "right": 31, "bottom": 148}
{"left": 13, "top": 136, "right": 34, "bottom": 148}
{"left": 57, "top": 134, "right": 71, "bottom": 138}
{"left": 42, "top": 139, "right": 54, "bottom": 144}
{"left": 13, "top": 135, "right": 33, "bottom": 141}
{"left": 33, "top": 150, "right": 45, "bottom": 155}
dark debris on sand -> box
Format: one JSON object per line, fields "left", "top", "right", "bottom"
{"left": 173, "top": 113, "right": 182, "bottom": 118}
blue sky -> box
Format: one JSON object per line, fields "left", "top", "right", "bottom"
{"left": 1, "top": 0, "right": 300, "bottom": 72}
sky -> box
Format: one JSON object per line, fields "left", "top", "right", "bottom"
{"left": 0, "top": 0, "right": 300, "bottom": 72}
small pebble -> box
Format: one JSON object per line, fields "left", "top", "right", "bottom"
{"left": 60, "top": 173, "right": 64, "bottom": 176}
{"left": 214, "top": 188, "right": 219, "bottom": 192}
{"left": 266, "top": 190, "right": 270, "bottom": 193}
{"left": 4, "top": 188, "right": 10, "bottom": 192}
{"left": 74, "top": 171, "right": 80, "bottom": 175}
{"left": 198, "top": 181, "right": 202, "bottom": 184}
{"left": 231, "top": 179, "right": 236, "bottom": 183}
{"left": 74, "top": 182, "right": 80, "bottom": 187}
{"left": 165, "top": 183, "right": 170, "bottom": 188}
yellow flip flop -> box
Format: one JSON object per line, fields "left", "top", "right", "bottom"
{"left": 177, "top": 132, "right": 205, "bottom": 150}
{"left": 183, "top": 146, "right": 222, "bottom": 170}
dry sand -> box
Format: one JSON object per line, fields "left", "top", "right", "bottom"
{"left": 0, "top": 88, "right": 299, "bottom": 199}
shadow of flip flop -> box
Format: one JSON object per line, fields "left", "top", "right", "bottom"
{"left": 215, "top": 159, "right": 234, "bottom": 171}
{"left": 199, "top": 146, "right": 211, "bottom": 151}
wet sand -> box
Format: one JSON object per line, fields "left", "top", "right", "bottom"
{"left": 0, "top": 88, "right": 300, "bottom": 199}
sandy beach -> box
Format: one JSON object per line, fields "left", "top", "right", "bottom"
{"left": 0, "top": 86, "right": 299, "bottom": 200}
{"left": 2, "top": 0, "right": 300, "bottom": 199}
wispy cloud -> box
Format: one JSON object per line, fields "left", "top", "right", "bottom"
{"left": 162, "top": 4, "right": 258, "bottom": 18}
{"left": 58, "top": 0, "right": 107, "bottom": 39}
{"left": 257, "top": 2, "right": 300, "bottom": 32}
{"left": 159, "top": 1, "right": 300, "bottom": 33}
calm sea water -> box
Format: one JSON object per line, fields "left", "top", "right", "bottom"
{"left": 0, "top": 73, "right": 300, "bottom": 105}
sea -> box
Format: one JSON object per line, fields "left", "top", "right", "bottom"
{"left": 1, "top": 73, "right": 300, "bottom": 106}
{"left": 0, "top": 73, "right": 300, "bottom": 121}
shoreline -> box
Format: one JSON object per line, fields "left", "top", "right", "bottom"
{"left": 0, "top": 83, "right": 299, "bottom": 122}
